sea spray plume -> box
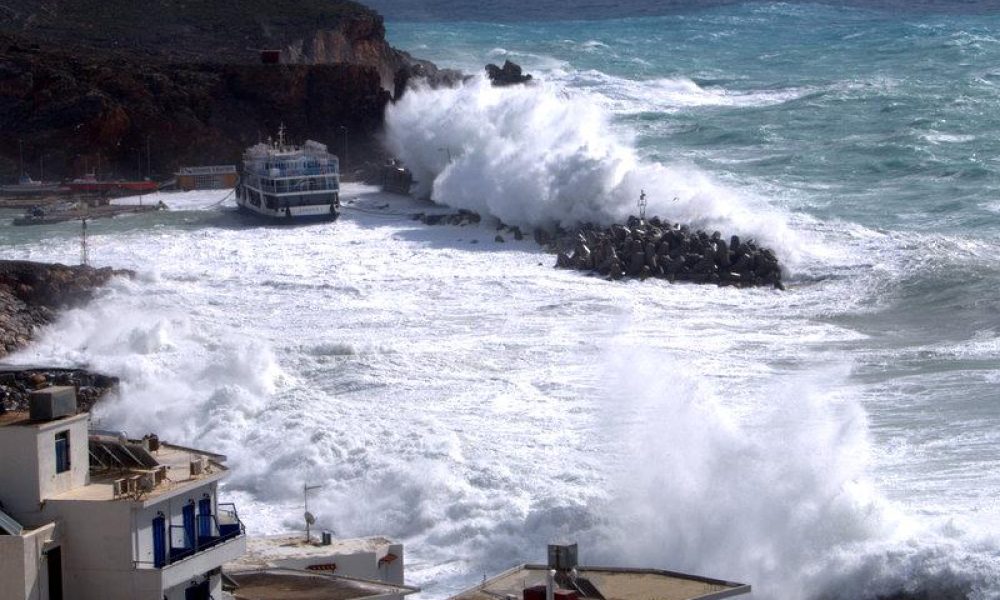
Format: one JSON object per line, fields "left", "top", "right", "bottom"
{"left": 384, "top": 75, "right": 807, "bottom": 267}
{"left": 594, "top": 350, "right": 1000, "bottom": 600}
{"left": 11, "top": 275, "right": 282, "bottom": 450}
{"left": 385, "top": 75, "right": 634, "bottom": 229}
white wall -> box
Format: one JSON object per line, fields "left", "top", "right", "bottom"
{"left": 0, "top": 534, "right": 29, "bottom": 600}
{"left": 163, "top": 573, "right": 221, "bottom": 600}
{"left": 43, "top": 500, "right": 133, "bottom": 600}
{"left": 0, "top": 522, "right": 57, "bottom": 600}
{"left": 271, "top": 543, "right": 404, "bottom": 584}
{"left": 35, "top": 417, "right": 89, "bottom": 502}
{"left": 0, "top": 425, "right": 42, "bottom": 519}
{"left": 0, "top": 414, "right": 88, "bottom": 525}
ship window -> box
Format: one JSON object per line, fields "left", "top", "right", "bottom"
{"left": 55, "top": 431, "right": 70, "bottom": 473}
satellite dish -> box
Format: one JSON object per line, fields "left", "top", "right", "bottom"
{"left": 304, "top": 511, "right": 316, "bottom": 525}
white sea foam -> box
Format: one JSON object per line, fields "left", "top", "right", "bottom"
{"left": 385, "top": 76, "right": 810, "bottom": 267}
{"left": 594, "top": 349, "right": 1000, "bottom": 599}
{"left": 112, "top": 189, "right": 235, "bottom": 211}
{"left": 923, "top": 132, "right": 977, "bottom": 144}
{"left": 560, "top": 70, "right": 811, "bottom": 114}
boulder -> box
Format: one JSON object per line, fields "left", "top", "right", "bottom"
{"left": 485, "top": 60, "right": 533, "bottom": 86}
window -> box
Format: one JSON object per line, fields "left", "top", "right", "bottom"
{"left": 55, "top": 431, "right": 70, "bottom": 473}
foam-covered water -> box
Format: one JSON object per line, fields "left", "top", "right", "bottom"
{"left": 4, "top": 2, "right": 1000, "bottom": 598}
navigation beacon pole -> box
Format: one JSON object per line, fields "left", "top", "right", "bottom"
{"left": 638, "top": 189, "right": 648, "bottom": 221}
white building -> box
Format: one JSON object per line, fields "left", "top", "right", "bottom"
{"left": 449, "top": 543, "right": 751, "bottom": 600}
{"left": 224, "top": 534, "right": 418, "bottom": 600}
{"left": 0, "top": 386, "right": 246, "bottom": 600}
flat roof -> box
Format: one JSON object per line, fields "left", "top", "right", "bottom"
{"left": 228, "top": 534, "right": 397, "bottom": 573}
{"left": 449, "top": 565, "right": 750, "bottom": 600}
{"left": 0, "top": 410, "right": 87, "bottom": 429}
{"left": 230, "top": 569, "right": 419, "bottom": 600}
{"left": 49, "top": 441, "right": 227, "bottom": 503}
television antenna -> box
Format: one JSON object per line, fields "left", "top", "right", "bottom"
{"left": 303, "top": 483, "right": 323, "bottom": 543}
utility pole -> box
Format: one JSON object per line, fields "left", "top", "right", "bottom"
{"left": 80, "top": 219, "right": 89, "bottom": 266}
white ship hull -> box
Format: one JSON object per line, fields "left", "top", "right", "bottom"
{"left": 235, "top": 185, "right": 339, "bottom": 222}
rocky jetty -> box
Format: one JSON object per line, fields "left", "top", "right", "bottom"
{"left": 553, "top": 216, "right": 784, "bottom": 289}
{"left": 0, "top": 367, "right": 119, "bottom": 414}
{"left": 0, "top": 261, "right": 133, "bottom": 356}
{"left": 486, "top": 61, "right": 533, "bottom": 86}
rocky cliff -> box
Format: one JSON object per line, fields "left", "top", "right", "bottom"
{"left": 0, "top": 0, "right": 457, "bottom": 180}
{"left": 0, "top": 35, "right": 392, "bottom": 180}
{"left": 0, "top": 260, "right": 132, "bottom": 357}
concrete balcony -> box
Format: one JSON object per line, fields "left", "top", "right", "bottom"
{"left": 135, "top": 503, "right": 247, "bottom": 590}
{"left": 134, "top": 531, "right": 246, "bottom": 592}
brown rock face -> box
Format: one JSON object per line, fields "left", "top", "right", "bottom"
{"left": 0, "top": 261, "right": 134, "bottom": 357}
{"left": 0, "top": 0, "right": 461, "bottom": 181}
{"left": 0, "top": 35, "right": 392, "bottom": 181}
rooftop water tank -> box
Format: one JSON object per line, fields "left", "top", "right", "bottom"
{"left": 29, "top": 386, "right": 77, "bottom": 421}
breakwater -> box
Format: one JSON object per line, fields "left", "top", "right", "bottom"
{"left": 552, "top": 216, "right": 784, "bottom": 288}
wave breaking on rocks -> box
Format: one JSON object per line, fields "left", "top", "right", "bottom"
{"left": 0, "top": 260, "right": 133, "bottom": 356}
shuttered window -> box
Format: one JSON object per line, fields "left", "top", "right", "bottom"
{"left": 55, "top": 431, "right": 70, "bottom": 473}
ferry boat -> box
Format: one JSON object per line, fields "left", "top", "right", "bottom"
{"left": 236, "top": 126, "right": 340, "bottom": 221}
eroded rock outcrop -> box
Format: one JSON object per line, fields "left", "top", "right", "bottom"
{"left": 486, "top": 61, "right": 533, "bottom": 87}
{"left": 0, "top": 261, "right": 133, "bottom": 356}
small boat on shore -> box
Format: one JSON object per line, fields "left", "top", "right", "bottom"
{"left": 0, "top": 174, "right": 66, "bottom": 196}
{"left": 235, "top": 126, "right": 340, "bottom": 221}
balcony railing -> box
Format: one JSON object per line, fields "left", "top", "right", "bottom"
{"left": 137, "top": 503, "right": 244, "bottom": 569}
{"left": 169, "top": 503, "right": 244, "bottom": 563}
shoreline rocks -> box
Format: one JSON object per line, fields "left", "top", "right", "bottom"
{"left": 0, "top": 260, "right": 134, "bottom": 357}
{"left": 0, "top": 367, "right": 119, "bottom": 414}
{"left": 553, "top": 216, "right": 784, "bottom": 289}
